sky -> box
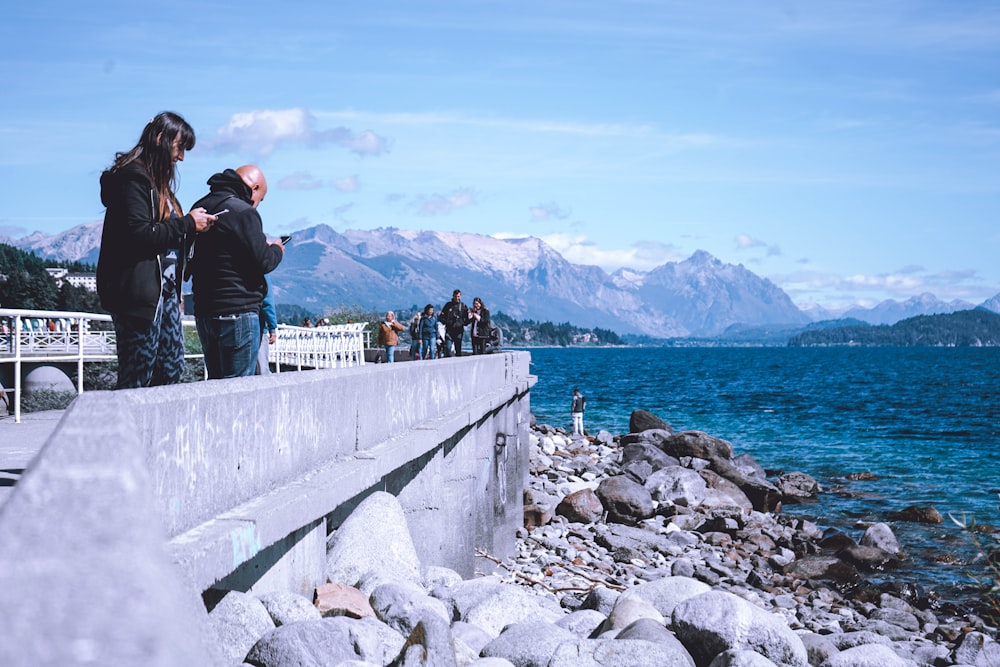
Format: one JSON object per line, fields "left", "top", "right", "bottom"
{"left": 2, "top": 1, "right": 999, "bottom": 310}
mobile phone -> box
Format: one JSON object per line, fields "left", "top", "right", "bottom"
{"left": 280, "top": 235, "right": 293, "bottom": 245}
{"left": 211, "top": 209, "right": 229, "bottom": 217}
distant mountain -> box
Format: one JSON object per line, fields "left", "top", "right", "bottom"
{"left": 842, "top": 292, "right": 974, "bottom": 325}
{"left": 15, "top": 221, "right": 103, "bottom": 266}
{"left": 980, "top": 292, "right": 1000, "bottom": 314}
{"left": 10, "top": 222, "right": 999, "bottom": 339}
{"left": 788, "top": 309, "right": 1000, "bottom": 347}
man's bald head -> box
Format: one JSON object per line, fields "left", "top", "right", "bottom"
{"left": 236, "top": 165, "right": 267, "bottom": 208}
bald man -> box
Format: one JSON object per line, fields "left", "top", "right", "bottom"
{"left": 188, "top": 165, "right": 284, "bottom": 379}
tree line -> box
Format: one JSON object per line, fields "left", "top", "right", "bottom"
{"left": 0, "top": 243, "right": 102, "bottom": 312}
{"left": 788, "top": 309, "right": 1000, "bottom": 347}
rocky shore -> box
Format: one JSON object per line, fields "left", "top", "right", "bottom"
{"left": 208, "top": 411, "right": 999, "bottom": 666}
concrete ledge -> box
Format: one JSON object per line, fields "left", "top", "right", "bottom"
{"left": 0, "top": 352, "right": 534, "bottom": 665}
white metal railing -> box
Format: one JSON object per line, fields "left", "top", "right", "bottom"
{"left": 1, "top": 308, "right": 118, "bottom": 423}
{"left": 271, "top": 323, "right": 369, "bottom": 372}
{"left": 1, "top": 308, "right": 370, "bottom": 422}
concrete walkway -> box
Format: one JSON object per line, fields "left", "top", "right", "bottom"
{"left": 0, "top": 409, "right": 63, "bottom": 506}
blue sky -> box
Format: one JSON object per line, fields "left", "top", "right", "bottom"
{"left": 2, "top": 1, "right": 999, "bottom": 309}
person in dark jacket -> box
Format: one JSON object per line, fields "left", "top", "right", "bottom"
{"left": 439, "top": 289, "right": 469, "bottom": 357}
{"left": 469, "top": 296, "right": 491, "bottom": 355}
{"left": 418, "top": 304, "right": 439, "bottom": 360}
{"left": 97, "top": 111, "right": 215, "bottom": 389}
{"left": 189, "top": 165, "right": 284, "bottom": 379}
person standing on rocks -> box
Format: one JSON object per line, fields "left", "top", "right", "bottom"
{"left": 571, "top": 387, "right": 586, "bottom": 435}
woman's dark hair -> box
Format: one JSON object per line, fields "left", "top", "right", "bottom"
{"left": 423, "top": 303, "right": 434, "bottom": 314}
{"left": 473, "top": 297, "right": 484, "bottom": 308}
{"left": 110, "top": 111, "right": 195, "bottom": 220}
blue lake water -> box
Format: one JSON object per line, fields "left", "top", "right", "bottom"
{"left": 523, "top": 346, "right": 1000, "bottom": 608}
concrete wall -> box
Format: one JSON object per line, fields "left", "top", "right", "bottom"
{"left": 0, "top": 351, "right": 535, "bottom": 666}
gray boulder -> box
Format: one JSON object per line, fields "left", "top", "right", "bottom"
{"left": 709, "top": 649, "right": 780, "bottom": 666}
{"left": 244, "top": 618, "right": 363, "bottom": 666}
{"left": 462, "top": 584, "right": 563, "bottom": 637}
{"left": 390, "top": 611, "right": 458, "bottom": 667}
{"left": 953, "top": 631, "right": 1000, "bottom": 666}
{"left": 370, "top": 580, "right": 451, "bottom": 637}
{"left": 207, "top": 590, "right": 276, "bottom": 665}
{"left": 548, "top": 638, "right": 695, "bottom": 667}
{"left": 672, "top": 590, "right": 808, "bottom": 667}
{"left": 818, "top": 643, "right": 916, "bottom": 666}
{"left": 595, "top": 475, "right": 655, "bottom": 524}
{"left": 555, "top": 609, "right": 607, "bottom": 638}
{"left": 326, "top": 491, "right": 422, "bottom": 586}
{"left": 257, "top": 591, "right": 322, "bottom": 627}
{"left": 630, "top": 410, "right": 673, "bottom": 434}
{"left": 644, "top": 467, "right": 708, "bottom": 508}
{"left": 622, "top": 442, "right": 680, "bottom": 472}
{"left": 619, "top": 575, "right": 712, "bottom": 620}
{"left": 775, "top": 472, "right": 821, "bottom": 502}
{"left": 858, "top": 522, "right": 901, "bottom": 555}
{"left": 480, "top": 621, "right": 576, "bottom": 667}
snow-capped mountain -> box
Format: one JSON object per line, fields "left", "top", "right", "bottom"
{"left": 842, "top": 293, "right": 975, "bottom": 325}
{"left": 15, "top": 221, "right": 103, "bottom": 265}
{"left": 9, "top": 222, "right": 996, "bottom": 337}
{"left": 978, "top": 292, "right": 1000, "bottom": 315}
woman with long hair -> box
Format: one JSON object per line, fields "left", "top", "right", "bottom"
{"left": 97, "top": 111, "right": 215, "bottom": 388}
{"left": 468, "top": 297, "right": 491, "bottom": 355}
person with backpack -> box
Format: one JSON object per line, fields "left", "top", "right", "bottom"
{"left": 439, "top": 289, "right": 469, "bottom": 357}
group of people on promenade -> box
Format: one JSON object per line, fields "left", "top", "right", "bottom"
{"left": 96, "top": 111, "right": 504, "bottom": 388}
{"left": 97, "top": 112, "right": 285, "bottom": 388}
{"left": 376, "top": 290, "right": 496, "bottom": 363}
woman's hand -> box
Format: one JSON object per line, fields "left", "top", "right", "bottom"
{"left": 189, "top": 207, "right": 215, "bottom": 233}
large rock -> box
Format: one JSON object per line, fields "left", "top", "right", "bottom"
{"left": 887, "top": 505, "right": 943, "bottom": 524}
{"left": 326, "top": 491, "right": 422, "bottom": 586}
{"left": 858, "top": 522, "right": 901, "bottom": 555}
{"left": 462, "top": 584, "right": 563, "bottom": 637}
{"left": 622, "top": 442, "right": 680, "bottom": 472}
{"left": 370, "top": 580, "right": 451, "bottom": 637}
{"left": 206, "top": 590, "right": 276, "bottom": 665}
{"left": 656, "top": 431, "right": 735, "bottom": 461}
{"left": 596, "top": 475, "right": 654, "bottom": 524}
{"left": 548, "top": 638, "right": 695, "bottom": 667}
{"left": 708, "top": 649, "right": 780, "bottom": 666}
{"left": 258, "top": 591, "right": 322, "bottom": 626}
{"left": 697, "top": 470, "right": 754, "bottom": 511}
{"left": 630, "top": 410, "right": 673, "bottom": 434}
{"left": 556, "top": 488, "right": 604, "bottom": 524}
{"left": 818, "top": 643, "right": 915, "bottom": 666}
{"left": 671, "top": 590, "right": 809, "bottom": 667}
{"left": 480, "top": 621, "right": 577, "bottom": 667}
{"left": 244, "top": 618, "right": 363, "bottom": 666}
{"left": 391, "top": 611, "right": 458, "bottom": 667}
{"left": 644, "top": 467, "right": 708, "bottom": 508}
{"left": 618, "top": 576, "right": 712, "bottom": 620}
{"left": 775, "top": 472, "right": 821, "bottom": 502}
{"left": 782, "top": 556, "right": 862, "bottom": 589}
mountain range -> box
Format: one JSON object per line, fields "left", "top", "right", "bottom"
{"left": 5, "top": 222, "right": 999, "bottom": 338}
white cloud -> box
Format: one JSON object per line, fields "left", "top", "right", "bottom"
{"left": 278, "top": 171, "right": 324, "bottom": 190}
{"left": 412, "top": 188, "right": 478, "bottom": 216}
{"left": 735, "top": 233, "right": 781, "bottom": 256}
{"left": 207, "top": 108, "right": 392, "bottom": 157}
{"left": 529, "top": 202, "right": 572, "bottom": 221}
{"left": 526, "top": 233, "right": 684, "bottom": 272}
{"left": 332, "top": 175, "right": 361, "bottom": 193}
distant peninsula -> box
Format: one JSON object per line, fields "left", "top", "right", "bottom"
{"left": 788, "top": 308, "right": 1000, "bottom": 347}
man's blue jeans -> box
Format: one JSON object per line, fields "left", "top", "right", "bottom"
{"left": 196, "top": 311, "right": 261, "bottom": 379}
